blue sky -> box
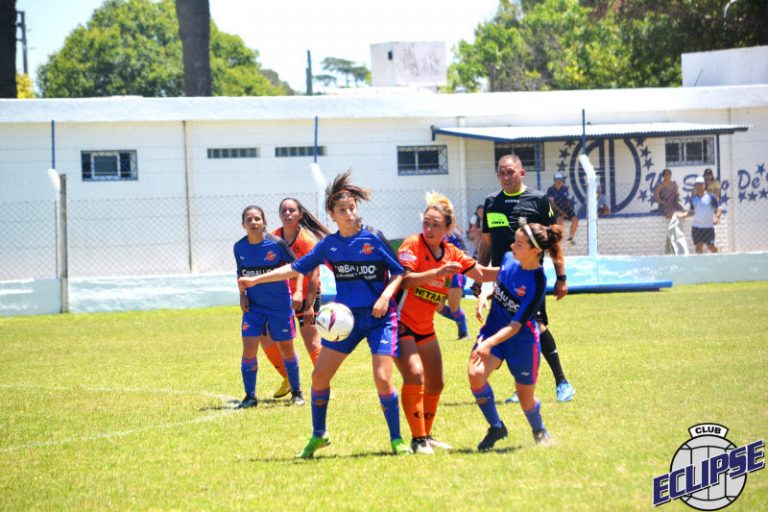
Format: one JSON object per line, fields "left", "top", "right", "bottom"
{"left": 16, "top": 0, "right": 500, "bottom": 93}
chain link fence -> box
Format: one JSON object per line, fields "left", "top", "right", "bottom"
{"left": 1, "top": 184, "right": 767, "bottom": 282}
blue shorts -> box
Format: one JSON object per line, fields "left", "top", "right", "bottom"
{"left": 322, "top": 304, "right": 399, "bottom": 357}
{"left": 476, "top": 321, "right": 540, "bottom": 385}
{"left": 450, "top": 273, "right": 466, "bottom": 289}
{"left": 241, "top": 310, "right": 296, "bottom": 341}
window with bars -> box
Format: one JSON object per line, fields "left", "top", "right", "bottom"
{"left": 81, "top": 150, "right": 138, "bottom": 181}
{"left": 397, "top": 145, "right": 448, "bottom": 175}
{"left": 494, "top": 143, "right": 538, "bottom": 171}
{"left": 665, "top": 137, "right": 715, "bottom": 166}
{"left": 207, "top": 147, "right": 259, "bottom": 159}
{"left": 275, "top": 146, "right": 326, "bottom": 158}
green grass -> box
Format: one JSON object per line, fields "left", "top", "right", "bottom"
{"left": 1, "top": 282, "right": 767, "bottom": 511}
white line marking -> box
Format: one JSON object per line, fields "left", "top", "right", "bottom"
{"left": 0, "top": 384, "right": 239, "bottom": 452}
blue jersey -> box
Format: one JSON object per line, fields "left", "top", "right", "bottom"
{"left": 234, "top": 234, "right": 296, "bottom": 315}
{"left": 445, "top": 231, "right": 467, "bottom": 252}
{"left": 480, "top": 252, "right": 547, "bottom": 338}
{"left": 292, "top": 228, "right": 404, "bottom": 308}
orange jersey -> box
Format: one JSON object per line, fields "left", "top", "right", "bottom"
{"left": 397, "top": 234, "right": 476, "bottom": 334}
{"left": 272, "top": 227, "right": 318, "bottom": 295}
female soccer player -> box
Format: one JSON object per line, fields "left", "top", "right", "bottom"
{"left": 238, "top": 172, "right": 410, "bottom": 458}
{"left": 467, "top": 222, "right": 563, "bottom": 451}
{"left": 262, "top": 197, "right": 330, "bottom": 399}
{"left": 234, "top": 206, "right": 304, "bottom": 408}
{"left": 396, "top": 192, "right": 497, "bottom": 454}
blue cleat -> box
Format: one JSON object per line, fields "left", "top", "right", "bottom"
{"left": 556, "top": 380, "right": 575, "bottom": 402}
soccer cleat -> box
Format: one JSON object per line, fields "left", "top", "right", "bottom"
{"left": 391, "top": 438, "right": 413, "bottom": 455}
{"left": 296, "top": 433, "right": 331, "bottom": 459}
{"left": 411, "top": 437, "right": 434, "bottom": 455}
{"left": 477, "top": 423, "right": 508, "bottom": 451}
{"left": 426, "top": 436, "right": 452, "bottom": 450}
{"left": 236, "top": 394, "right": 258, "bottom": 409}
{"left": 291, "top": 389, "right": 305, "bottom": 406}
{"left": 504, "top": 392, "right": 520, "bottom": 404}
{"left": 273, "top": 377, "right": 291, "bottom": 399}
{"left": 533, "top": 428, "right": 553, "bottom": 446}
{"left": 556, "top": 380, "right": 576, "bottom": 402}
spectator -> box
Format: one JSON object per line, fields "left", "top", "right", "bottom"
{"left": 703, "top": 168, "right": 721, "bottom": 200}
{"left": 547, "top": 172, "right": 579, "bottom": 244}
{"left": 678, "top": 176, "right": 722, "bottom": 254}
{"left": 654, "top": 168, "right": 684, "bottom": 219}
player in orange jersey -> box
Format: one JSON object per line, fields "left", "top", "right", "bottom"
{"left": 396, "top": 191, "right": 497, "bottom": 453}
{"left": 262, "top": 197, "right": 331, "bottom": 399}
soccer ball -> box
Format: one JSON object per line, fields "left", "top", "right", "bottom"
{"left": 315, "top": 302, "right": 354, "bottom": 341}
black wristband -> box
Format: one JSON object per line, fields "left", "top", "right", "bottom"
{"left": 556, "top": 274, "right": 567, "bottom": 282}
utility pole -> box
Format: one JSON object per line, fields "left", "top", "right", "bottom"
{"left": 16, "top": 9, "right": 27, "bottom": 74}
{"left": 306, "top": 50, "right": 313, "bottom": 96}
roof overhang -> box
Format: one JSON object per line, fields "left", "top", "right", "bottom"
{"left": 431, "top": 122, "right": 749, "bottom": 143}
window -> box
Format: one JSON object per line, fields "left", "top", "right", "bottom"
{"left": 494, "top": 143, "right": 538, "bottom": 171}
{"left": 665, "top": 137, "right": 715, "bottom": 166}
{"left": 275, "top": 146, "right": 326, "bottom": 158}
{"left": 81, "top": 150, "right": 137, "bottom": 181}
{"left": 207, "top": 147, "right": 259, "bottom": 159}
{"left": 397, "top": 145, "right": 448, "bottom": 176}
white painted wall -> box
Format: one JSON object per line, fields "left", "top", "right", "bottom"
{"left": 683, "top": 46, "right": 768, "bottom": 87}
{"left": 370, "top": 41, "right": 447, "bottom": 89}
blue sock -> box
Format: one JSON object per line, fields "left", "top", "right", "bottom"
{"left": 472, "top": 383, "right": 502, "bottom": 428}
{"left": 524, "top": 400, "right": 545, "bottom": 432}
{"left": 379, "top": 391, "right": 402, "bottom": 441}
{"left": 452, "top": 309, "right": 468, "bottom": 334}
{"left": 439, "top": 306, "right": 452, "bottom": 320}
{"left": 241, "top": 356, "right": 258, "bottom": 397}
{"left": 311, "top": 388, "right": 331, "bottom": 437}
{"left": 283, "top": 355, "right": 301, "bottom": 392}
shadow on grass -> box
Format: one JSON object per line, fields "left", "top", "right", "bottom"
{"left": 199, "top": 397, "right": 298, "bottom": 411}
{"left": 244, "top": 444, "right": 523, "bottom": 463}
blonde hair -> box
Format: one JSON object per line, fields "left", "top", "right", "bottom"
{"left": 423, "top": 191, "right": 455, "bottom": 228}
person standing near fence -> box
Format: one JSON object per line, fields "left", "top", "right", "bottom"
{"left": 654, "top": 168, "right": 684, "bottom": 219}
{"left": 234, "top": 205, "right": 304, "bottom": 409}
{"left": 396, "top": 191, "right": 498, "bottom": 454}
{"left": 238, "top": 171, "right": 411, "bottom": 458}
{"left": 468, "top": 223, "right": 562, "bottom": 450}
{"left": 547, "top": 172, "right": 579, "bottom": 244}
{"left": 678, "top": 176, "right": 722, "bottom": 254}
{"left": 474, "top": 154, "right": 575, "bottom": 403}
{"left": 263, "top": 198, "right": 330, "bottom": 400}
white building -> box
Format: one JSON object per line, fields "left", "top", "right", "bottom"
{"left": 1, "top": 84, "right": 767, "bottom": 313}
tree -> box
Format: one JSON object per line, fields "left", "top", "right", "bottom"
{"left": 320, "top": 57, "right": 370, "bottom": 88}
{"left": 449, "top": 0, "right": 768, "bottom": 92}
{"left": 16, "top": 72, "right": 33, "bottom": 98}
{"left": 0, "top": 0, "right": 16, "bottom": 98}
{"left": 175, "top": 0, "right": 211, "bottom": 96}
{"left": 38, "top": 0, "right": 291, "bottom": 97}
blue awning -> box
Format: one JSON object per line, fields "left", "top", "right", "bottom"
{"left": 431, "top": 122, "right": 749, "bottom": 143}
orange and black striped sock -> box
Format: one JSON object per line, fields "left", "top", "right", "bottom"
{"left": 401, "top": 383, "right": 426, "bottom": 439}
{"left": 423, "top": 392, "right": 441, "bottom": 436}
{"left": 262, "top": 343, "right": 287, "bottom": 378}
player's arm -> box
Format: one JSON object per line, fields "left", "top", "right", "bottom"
{"left": 464, "top": 263, "right": 498, "bottom": 283}
{"left": 303, "top": 268, "right": 320, "bottom": 313}
{"left": 713, "top": 198, "right": 722, "bottom": 225}
{"left": 400, "top": 262, "right": 462, "bottom": 289}
{"left": 372, "top": 273, "right": 403, "bottom": 318}
{"left": 471, "top": 321, "right": 522, "bottom": 364}
{"left": 238, "top": 264, "right": 299, "bottom": 291}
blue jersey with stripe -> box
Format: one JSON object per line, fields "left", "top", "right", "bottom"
{"left": 234, "top": 234, "right": 296, "bottom": 315}
{"left": 292, "top": 228, "right": 404, "bottom": 308}
{"left": 480, "top": 252, "right": 547, "bottom": 337}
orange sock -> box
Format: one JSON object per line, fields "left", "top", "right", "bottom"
{"left": 262, "top": 343, "right": 287, "bottom": 378}
{"left": 423, "top": 392, "right": 441, "bottom": 436}
{"left": 401, "top": 383, "right": 426, "bottom": 438}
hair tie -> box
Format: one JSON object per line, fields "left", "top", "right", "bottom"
{"left": 523, "top": 224, "right": 540, "bottom": 249}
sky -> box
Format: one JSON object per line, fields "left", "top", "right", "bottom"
{"left": 15, "top": 0, "right": 501, "bottom": 93}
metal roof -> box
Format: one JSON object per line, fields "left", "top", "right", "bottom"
{"left": 431, "top": 122, "right": 749, "bottom": 143}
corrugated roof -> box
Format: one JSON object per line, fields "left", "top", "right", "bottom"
{"left": 431, "top": 122, "right": 749, "bottom": 143}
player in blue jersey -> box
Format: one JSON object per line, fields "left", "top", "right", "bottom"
{"left": 438, "top": 228, "right": 470, "bottom": 339}
{"left": 234, "top": 206, "right": 304, "bottom": 409}
{"left": 238, "top": 171, "right": 411, "bottom": 457}
{"left": 468, "top": 222, "right": 564, "bottom": 451}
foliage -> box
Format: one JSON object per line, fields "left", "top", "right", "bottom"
{"left": 450, "top": 0, "right": 768, "bottom": 91}
{"left": 318, "top": 56, "right": 370, "bottom": 88}
{"left": 1, "top": 282, "right": 767, "bottom": 509}
{"left": 16, "top": 73, "right": 33, "bottom": 98}
{"left": 38, "top": 0, "right": 292, "bottom": 98}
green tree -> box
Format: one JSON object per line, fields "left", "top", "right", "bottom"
{"left": 320, "top": 57, "right": 370, "bottom": 88}
{"left": 16, "top": 72, "right": 33, "bottom": 98}
{"left": 38, "top": 0, "right": 291, "bottom": 98}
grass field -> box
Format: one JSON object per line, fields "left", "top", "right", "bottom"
{"left": 1, "top": 282, "right": 767, "bottom": 511}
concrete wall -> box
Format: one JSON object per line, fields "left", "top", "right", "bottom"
{"left": 683, "top": 46, "right": 768, "bottom": 87}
